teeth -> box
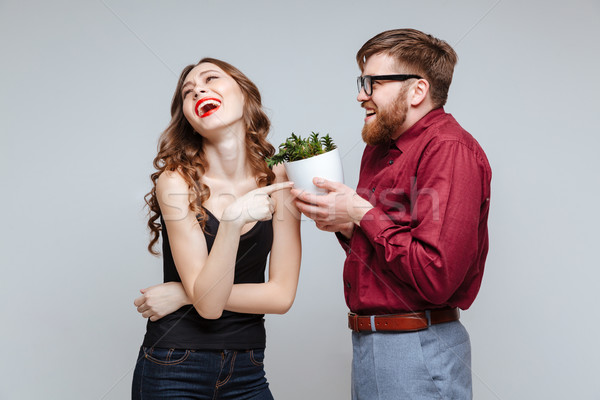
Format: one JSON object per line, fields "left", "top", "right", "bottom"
{"left": 199, "top": 99, "right": 221, "bottom": 110}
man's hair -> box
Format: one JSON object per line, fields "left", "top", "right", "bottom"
{"left": 356, "top": 29, "right": 458, "bottom": 108}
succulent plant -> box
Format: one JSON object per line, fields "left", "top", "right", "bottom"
{"left": 267, "top": 132, "right": 337, "bottom": 168}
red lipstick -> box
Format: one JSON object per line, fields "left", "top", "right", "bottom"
{"left": 195, "top": 97, "right": 222, "bottom": 118}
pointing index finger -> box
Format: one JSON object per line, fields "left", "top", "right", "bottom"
{"left": 259, "top": 181, "right": 295, "bottom": 195}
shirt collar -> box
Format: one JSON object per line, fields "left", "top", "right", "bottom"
{"left": 391, "top": 107, "right": 446, "bottom": 152}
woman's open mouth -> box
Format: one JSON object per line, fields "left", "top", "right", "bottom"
{"left": 195, "top": 97, "right": 222, "bottom": 118}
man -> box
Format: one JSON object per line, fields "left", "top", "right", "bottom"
{"left": 292, "top": 29, "right": 491, "bottom": 399}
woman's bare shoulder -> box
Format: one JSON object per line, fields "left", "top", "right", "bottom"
{"left": 156, "top": 169, "right": 189, "bottom": 192}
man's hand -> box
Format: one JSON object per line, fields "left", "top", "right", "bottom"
{"left": 291, "top": 177, "right": 373, "bottom": 236}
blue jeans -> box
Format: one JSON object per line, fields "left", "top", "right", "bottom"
{"left": 132, "top": 347, "right": 273, "bottom": 399}
{"left": 351, "top": 320, "right": 472, "bottom": 400}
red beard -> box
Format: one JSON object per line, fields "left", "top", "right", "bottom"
{"left": 361, "top": 86, "right": 409, "bottom": 146}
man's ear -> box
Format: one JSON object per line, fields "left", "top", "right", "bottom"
{"left": 409, "top": 79, "right": 430, "bottom": 106}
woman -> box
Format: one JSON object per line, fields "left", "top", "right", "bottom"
{"left": 132, "top": 58, "right": 301, "bottom": 399}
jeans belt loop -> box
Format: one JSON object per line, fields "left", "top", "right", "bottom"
{"left": 370, "top": 315, "right": 376, "bottom": 332}
{"left": 425, "top": 310, "right": 432, "bottom": 327}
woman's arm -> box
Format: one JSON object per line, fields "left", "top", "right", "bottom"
{"left": 155, "top": 170, "right": 293, "bottom": 320}
{"left": 156, "top": 170, "right": 239, "bottom": 319}
{"left": 135, "top": 167, "right": 300, "bottom": 320}
{"left": 224, "top": 165, "right": 302, "bottom": 314}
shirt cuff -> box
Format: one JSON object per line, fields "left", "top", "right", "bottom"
{"left": 359, "top": 207, "right": 395, "bottom": 244}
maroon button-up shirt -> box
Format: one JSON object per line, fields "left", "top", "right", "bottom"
{"left": 339, "top": 108, "right": 491, "bottom": 314}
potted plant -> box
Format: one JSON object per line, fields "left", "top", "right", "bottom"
{"left": 267, "top": 132, "right": 344, "bottom": 194}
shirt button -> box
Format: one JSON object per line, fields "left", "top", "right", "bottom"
{"left": 388, "top": 160, "right": 394, "bottom": 165}
{"left": 371, "top": 187, "right": 376, "bottom": 193}
{"left": 345, "top": 281, "right": 351, "bottom": 289}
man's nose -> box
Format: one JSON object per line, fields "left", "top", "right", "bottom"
{"left": 357, "top": 87, "right": 370, "bottom": 102}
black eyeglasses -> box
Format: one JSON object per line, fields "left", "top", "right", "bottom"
{"left": 357, "top": 74, "right": 422, "bottom": 96}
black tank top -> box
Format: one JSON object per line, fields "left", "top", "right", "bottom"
{"left": 142, "top": 209, "right": 273, "bottom": 350}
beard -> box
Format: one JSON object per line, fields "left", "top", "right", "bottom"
{"left": 361, "top": 87, "right": 409, "bottom": 146}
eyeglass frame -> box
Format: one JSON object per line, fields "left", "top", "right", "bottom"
{"left": 357, "top": 74, "right": 423, "bottom": 96}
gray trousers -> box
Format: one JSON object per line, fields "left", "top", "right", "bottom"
{"left": 351, "top": 320, "right": 472, "bottom": 400}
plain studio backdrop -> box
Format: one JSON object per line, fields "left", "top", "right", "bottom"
{"left": 1, "top": 1, "right": 599, "bottom": 399}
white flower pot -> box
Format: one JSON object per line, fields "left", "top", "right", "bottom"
{"left": 284, "top": 148, "right": 344, "bottom": 195}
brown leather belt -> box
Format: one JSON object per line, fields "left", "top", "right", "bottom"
{"left": 348, "top": 308, "right": 460, "bottom": 332}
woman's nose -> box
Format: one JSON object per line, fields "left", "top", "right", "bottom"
{"left": 193, "top": 87, "right": 207, "bottom": 98}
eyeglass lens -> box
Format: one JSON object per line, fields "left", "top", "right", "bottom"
{"left": 357, "top": 76, "right": 372, "bottom": 95}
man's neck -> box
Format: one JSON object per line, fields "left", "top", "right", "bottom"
{"left": 392, "top": 104, "right": 435, "bottom": 140}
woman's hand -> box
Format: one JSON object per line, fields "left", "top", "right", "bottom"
{"left": 134, "top": 282, "right": 190, "bottom": 322}
{"left": 221, "top": 182, "right": 294, "bottom": 226}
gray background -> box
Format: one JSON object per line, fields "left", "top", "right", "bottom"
{"left": 1, "top": 0, "right": 599, "bottom": 399}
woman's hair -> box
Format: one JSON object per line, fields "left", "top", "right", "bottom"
{"left": 356, "top": 29, "right": 458, "bottom": 108}
{"left": 145, "top": 57, "right": 275, "bottom": 255}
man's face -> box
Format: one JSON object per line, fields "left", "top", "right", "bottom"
{"left": 358, "top": 53, "right": 411, "bottom": 146}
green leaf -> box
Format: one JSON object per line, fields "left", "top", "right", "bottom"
{"left": 265, "top": 131, "right": 338, "bottom": 166}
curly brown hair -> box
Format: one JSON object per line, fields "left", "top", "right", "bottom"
{"left": 144, "top": 58, "right": 275, "bottom": 255}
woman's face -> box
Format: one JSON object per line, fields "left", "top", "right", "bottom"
{"left": 181, "top": 62, "right": 245, "bottom": 136}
